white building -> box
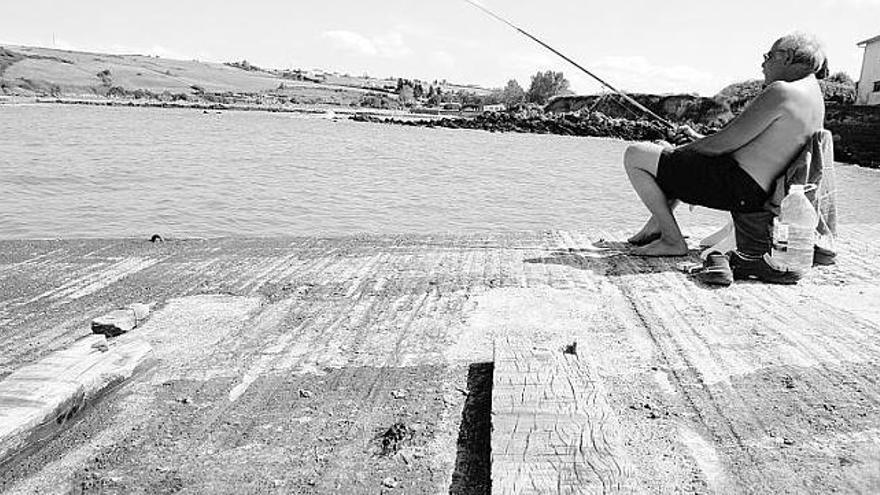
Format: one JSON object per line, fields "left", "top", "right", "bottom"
{"left": 856, "top": 35, "right": 880, "bottom": 105}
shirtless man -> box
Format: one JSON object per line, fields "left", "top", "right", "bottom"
{"left": 623, "top": 32, "right": 827, "bottom": 256}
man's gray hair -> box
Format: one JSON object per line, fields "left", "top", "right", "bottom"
{"left": 776, "top": 32, "right": 829, "bottom": 79}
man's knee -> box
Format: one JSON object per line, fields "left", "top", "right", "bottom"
{"left": 624, "top": 143, "right": 662, "bottom": 174}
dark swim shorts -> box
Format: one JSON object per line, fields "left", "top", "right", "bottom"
{"left": 656, "top": 148, "right": 769, "bottom": 213}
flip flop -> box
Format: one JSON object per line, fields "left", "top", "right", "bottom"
{"left": 813, "top": 245, "right": 837, "bottom": 266}
{"left": 696, "top": 252, "right": 733, "bottom": 286}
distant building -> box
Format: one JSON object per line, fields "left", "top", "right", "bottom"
{"left": 461, "top": 102, "right": 482, "bottom": 113}
{"left": 856, "top": 34, "right": 880, "bottom": 105}
{"left": 483, "top": 103, "right": 506, "bottom": 112}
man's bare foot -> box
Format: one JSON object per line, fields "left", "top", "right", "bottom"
{"left": 627, "top": 218, "right": 661, "bottom": 246}
{"left": 631, "top": 237, "right": 689, "bottom": 257}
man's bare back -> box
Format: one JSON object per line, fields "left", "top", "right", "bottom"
{"left": 733, "top": 76, "right": 825, "bottom": 191}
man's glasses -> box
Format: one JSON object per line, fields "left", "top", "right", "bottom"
{"left": 763, "top": 49, "right": 790, "bottom": 62}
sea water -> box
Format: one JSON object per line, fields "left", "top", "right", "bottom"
{"left": 0, "top": 104, "right": 876, "bottom": 240}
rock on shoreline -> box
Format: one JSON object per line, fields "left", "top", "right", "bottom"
{"left": 350, "top": 111, "right": 697, "bottom": 142}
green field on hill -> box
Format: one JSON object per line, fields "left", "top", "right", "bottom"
{"left": 0, "top": 45, "right": 486, "bottom": 108}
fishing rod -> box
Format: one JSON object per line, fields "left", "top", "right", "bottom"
{"left": 464, "top": 0, "right": 675, "bottom": 130}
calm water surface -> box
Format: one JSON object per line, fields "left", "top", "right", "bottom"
{"left": 1, "top": 105, "right": 878, "bottom": 239}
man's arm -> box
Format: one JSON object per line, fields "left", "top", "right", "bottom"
{"left": 680, "top": 83, "right": 789, "bottom": 156}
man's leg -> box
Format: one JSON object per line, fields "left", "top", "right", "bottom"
{"left": 623, "top": 144, "right": 688, "bottom": 256}
{"left": 627, "top": 140, "right": 679, "bottom": 245}
{"left": 627, "top": 199, "right": 680, "bottom": 245}
{"left": 731, "top": 210, "right": 775, "bottom": 256}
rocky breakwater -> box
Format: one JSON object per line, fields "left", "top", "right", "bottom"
{"left": 351, "top": 111, "right": 688, "bottom": 142}
{"left": 545, "top": 93, "right": 733, "bottom": 128}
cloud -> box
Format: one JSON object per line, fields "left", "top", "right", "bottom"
{"left": 586, "top": 56, "right": 724, "bottom": 96}
{"left": 322, "top": 30, "right": 412, "bottom": 58}
{"left": 322, "top": 31, "right": 377, "bottom": 56}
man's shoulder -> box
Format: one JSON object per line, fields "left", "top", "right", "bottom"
{"left": 761, "top": 80, "right": 797, "bottom": 97}
{"left": 763, "top": 78, "right": 820, "bottom": 98}
{"left": 759, "top": 79, "right": 821, "bottom": 112}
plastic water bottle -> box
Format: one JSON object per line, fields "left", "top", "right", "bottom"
{"left": 771, "top": 184, "right": 818, "bottom": 273}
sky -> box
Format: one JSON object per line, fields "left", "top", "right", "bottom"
{"left": 1, "top": 0, "right": 878, "bottom": 96}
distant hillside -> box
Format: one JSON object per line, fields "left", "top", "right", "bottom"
{"left": 0, "top": 45, "right": 489, "bottom": 109}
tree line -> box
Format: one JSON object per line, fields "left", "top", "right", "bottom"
{"left": 395, "top": 70, "right": 572, "bottom": 108}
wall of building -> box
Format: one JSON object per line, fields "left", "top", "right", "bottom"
{"left": 857, "top": 40, "right": 880, "bottom": 106}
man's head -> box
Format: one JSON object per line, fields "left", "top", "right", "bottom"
{"left": 762, "top": 32, "right": 828, "bottom": 83}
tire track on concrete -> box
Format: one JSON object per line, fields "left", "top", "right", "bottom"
{"left": 313, "top": 256, "right": 437, "bottom": 489}
{"left": 774, "top": 284, "right": 880, "bottom": 362}
{"left": 236, "top": 251, "right": 305, "bottom": 294}
{"left": 343, "top": 252, "right": 404, "bottom": 358}
{"left": 312, "top": 238, "right": 491, "bottom": 489}
{"left": 617, "top": 261, "right": 879, "bottom": 492}
{"left": 208, "top": 265, "right": 396, "bottom": 460}
{"left": 638, "top": 277, "right": 772, "bottom": 395}
{"left": 4, "top": 261, "right": 99, "bottom": 309}
{"left": 257, "top": 238, "right": 324, "bottom": 289}
{"left": 22, "top": 257, "right": 161, "bottom": 306}
{"left": 617, "top": 283, "right": 754, "bottom": 492}
{"left": 171, "top": 259, "right": 225, "bottom": 296}
{"left": 0, "top": 248, "right": 66, "bottom": 274}
{"left": 189, "top": 246, "right": 396, "bottom": 454}
{"left": 649, "top": 280, "right": 780, "bottom": 462}
{"left": 744, "top": 286, "right": 880, "bottom": 370}
{"left": 738, "top": 288, "right": 880, "bottom": 408}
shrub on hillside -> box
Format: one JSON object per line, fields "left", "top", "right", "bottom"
{"left": 107, "top": 86, "right": 128, "bottom": 98}
{"left": 716, "top": 74, "right": 856, "bottom": 111}
{"left": 0, "top": 47, "right": 25, "bottom": 76}
{"left": 96, "top": 69, "right": 112, "bottom": 86}
{"left": 360, "top": 93, "right": 399, "bottom": 109}
{"left": 819, "top": 80, "right": 856, "bottom": 104}
{"left": 714, "top": 80, "right": 763, "bottom": 114}
{"left": 225, "top": 60, "right": 265, "bottom": 72}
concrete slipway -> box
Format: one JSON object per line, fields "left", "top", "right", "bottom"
{"left": 0, "top": 226, "right": 878, "bottom": 494}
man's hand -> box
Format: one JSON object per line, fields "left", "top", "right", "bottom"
{"left": 667, "top": 125, "right": 704, "bottom": 146}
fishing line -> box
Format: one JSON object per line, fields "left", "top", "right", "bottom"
{"left": 464, "top": 0, "right": 675, "bottom": 129}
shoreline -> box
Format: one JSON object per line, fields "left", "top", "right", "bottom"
{"left": 0, "top": 96, "right": 456, "bottom": 122}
